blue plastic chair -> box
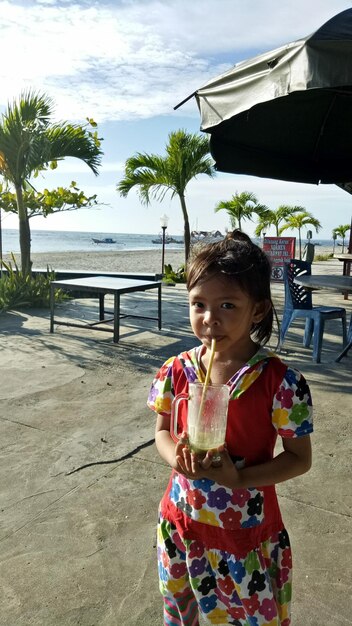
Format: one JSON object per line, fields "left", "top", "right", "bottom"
{"left": 279, "top": 259, "right": 347, "bottom": 363}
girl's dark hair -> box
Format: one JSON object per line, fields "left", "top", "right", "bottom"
{"left": 186, "top": 230, "right": 276, "bottom": 345}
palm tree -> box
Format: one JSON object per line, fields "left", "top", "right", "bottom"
{"left": 332, "top": 224, "right": 350, "bottom": 253}
{"left": 255, "top": 205, "right": 304, "bottom": 237}
{"left": 279, "top": 211, "right": 321, "bottom": 259}
{"left": 117, "top": 130, "right": 215, "bottom": 263}
{"left": 214, "top": 191, "right": 267, "bottom": 231}
{"left": 0, "top": 91, "right": 102, "bottom": 275}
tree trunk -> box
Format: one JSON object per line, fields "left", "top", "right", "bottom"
{"left": 298, "top": 228, "right": 302, "bottom": 260}
{"left": 179, "top": 193, "right": 190, "bottom": 265}
{"left": 16, "top": 184, "right": 32, "bottom": 276}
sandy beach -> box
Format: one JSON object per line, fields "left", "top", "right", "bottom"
{"left": 3, "top": 249, "right": 186, "bottom": 274}
{"left": 2, "top": 243, "right": 334, "bottom": 275}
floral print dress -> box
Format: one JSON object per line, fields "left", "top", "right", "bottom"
{"left": 148, "top": 347, "right": 313, "bottom": 626}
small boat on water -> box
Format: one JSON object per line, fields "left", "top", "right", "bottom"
{"left": 92, "top": 237, "right": 116, "bottom": 244}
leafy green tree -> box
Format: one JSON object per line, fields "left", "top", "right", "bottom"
{"left": 254, "top": 205, "right": 304, "bottom": 237}
{"left": 332, "top": 224, "right": 350, "bottom": 253}
{"left": 117, "top": 129, "right": 215, "bottom": 263}
{"left": 214, "top": 191, "right": 267, "bottom": 231}
{"left": 279, "top": 211, "right": 321, "bottom": 259}
{"left": 0, "top": 181, "right": 98, "bottom": 219}
{"left": 0, "top": 91, "right": 103, "bottom": 275}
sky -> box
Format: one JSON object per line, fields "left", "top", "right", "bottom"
{"left": 1, "top": 0, "right": 352, "bottom": 239}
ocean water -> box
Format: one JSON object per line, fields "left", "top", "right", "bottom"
{"left": 1, "top": 228, "right": 337, "bottom": 255}
{"left": 1, "top": 229, "right": 185, "bottom": 254}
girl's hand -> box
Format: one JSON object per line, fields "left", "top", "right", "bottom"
{"left": 176, "top": 441, "right": 242, "bottom": 489}
{"left": 173, "top": 433, "right": 191, "bottom": 472}
{"left": 204, "top": 445, "right": 242, "bottom": 489}
{"left": 174, "top": 433, "right": 215, "bottom": 477}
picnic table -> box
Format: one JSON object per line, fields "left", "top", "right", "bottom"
{"left": 50, "top": 276, "right": 162, "bottom": 343}
{"left": 294, "top": 273, "right": 352, "bottom": 362}
{"left": 334, "top": 253, "right": 352, "bottom": 273}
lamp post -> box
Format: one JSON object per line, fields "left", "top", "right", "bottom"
{"left": 160, "top": 213, "right": 169, "bottom": 276}
{"left": 262, "top": 231, "right": 266, "bottom": 249}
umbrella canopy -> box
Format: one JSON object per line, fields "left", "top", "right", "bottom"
{"left": 191, "top": 9, "right": 352, "bottom": 185}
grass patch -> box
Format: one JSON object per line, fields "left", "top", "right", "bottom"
{"left": 314, "top": 252, "right": 334, "bottom": 261}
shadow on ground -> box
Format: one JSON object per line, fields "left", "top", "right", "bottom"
{"left": 0, "top": 274, "right": 351, "bottom": 625}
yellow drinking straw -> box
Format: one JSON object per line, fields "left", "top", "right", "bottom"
{"left": 197, "top": 338, "right": 217, "bottom": 421}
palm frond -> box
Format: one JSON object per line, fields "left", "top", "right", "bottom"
{"left": 117, "top": 153, "right": 174, "bottom": 204}
{"left": 45, "top": 124, "right": 102, "bottom": 175}
{"left": 166, "top": 129, "right": 215, "bottom": 191}
{"left": 0, "top": 91, "right": 102, "bottom": 184}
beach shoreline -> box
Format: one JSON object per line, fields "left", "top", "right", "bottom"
{"left": 2, "top": 249, "right": 186, "bottom": 274}
{"left": 2, "top": 245, "right": 334, "bottom": 274}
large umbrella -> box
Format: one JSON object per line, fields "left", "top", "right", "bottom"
{"left": 178, "top": 9, "right": 352, "bottom": 188}
{"left": 175, "top": 9, "right": 352, "bottom": 255}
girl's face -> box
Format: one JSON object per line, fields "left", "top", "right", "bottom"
{"left": 189, "top": 275, "right": 267, "bottom": 357}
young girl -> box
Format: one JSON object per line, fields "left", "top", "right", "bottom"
{"left": 148, "top": 231, "right": 313, "bottom": 626}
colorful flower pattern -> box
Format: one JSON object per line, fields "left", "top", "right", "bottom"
{"left": 149, "top": 348, "right": 313, "bottom": 625}
{"left": 271, "top": 366, "right": 312, "bottom": 436}
{"left": 170, "top": 473, "right": 265, "bottom": 530}
{"left": 158, "top": 516, "right": 292, "bottom": 625}
{"left": 148, "top": 348, "right": 312, "bottom": 535}
{"left": 148, "top": 347, "right": 313, "bottom": 441}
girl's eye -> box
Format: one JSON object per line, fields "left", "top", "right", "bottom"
{"left": 192, "top": 301, "right": 204, "bottom": 309}
{"left": 221, "top": 302, "right": 235, "bottom": 309}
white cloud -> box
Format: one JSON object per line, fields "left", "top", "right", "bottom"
{"left": 123, "top": 0, "right": 350, "bottom": 54}
{"left": 1, "top": 0, "right": 350, "bottom": 121}
{"left": 1, "top": 0, "right": 352, "bottom": 241}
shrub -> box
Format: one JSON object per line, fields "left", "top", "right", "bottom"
{"left": 163, "top": 263, "right": 187, "bottom": 284}
{"left": 314, "top": 252, "right": 334, "bottom": 261}
{"left": 0, "top": 255, "right": 69, "bottom": 312}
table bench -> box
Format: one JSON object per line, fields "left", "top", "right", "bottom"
{"left": 50, "top": 276, "right": 162, "bottom": 342}
{"left": 1, "top": 268, "right": 162, "bottom": 282}
{"left": 334, "top": 253, "right": 352, "bottom": 300}
{"left": 294, "top": 274, "right": 352, "bottom": 361}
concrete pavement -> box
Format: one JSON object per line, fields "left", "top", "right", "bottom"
{"left": 0, "top": 261, "right": 351, "bottom": 625}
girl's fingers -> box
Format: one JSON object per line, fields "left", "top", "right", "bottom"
{"left": 191, "top": 452, "right": 201, "bottom": 473}
{"left": 179, "top": 432, "right": 189, "bottom": 444}
{"left": 198, "top": 451, "right": 213, "bottom": 470}
{"left": 176, "top": 452, "right": 191, "bottom": 475}
{"left": 219, "top": 447, "right": 233, "bottom": 465}
{"left": 176, "top": 456, "right": 186, "bottom": 473}
{"left": 182, "top": 446, "right": 193, "bottom": 473}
